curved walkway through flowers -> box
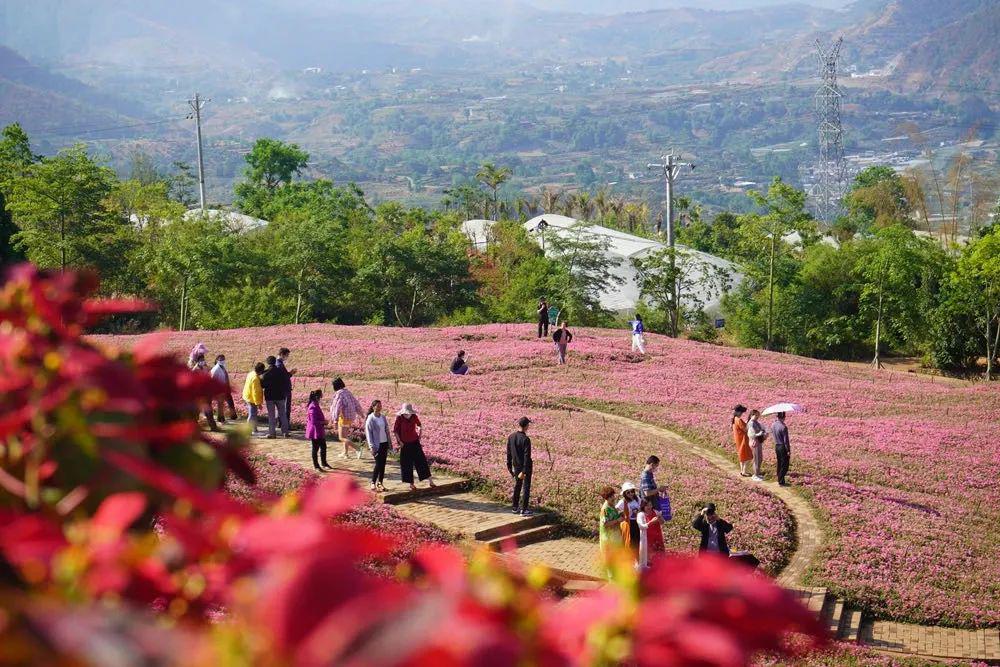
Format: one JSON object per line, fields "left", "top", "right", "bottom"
{"left": 255, "top": 380, "right": 999, "bottom": 663}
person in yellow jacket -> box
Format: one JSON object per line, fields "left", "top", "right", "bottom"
{"left": 242, "top": 362, "right": 265, "bottom": 435}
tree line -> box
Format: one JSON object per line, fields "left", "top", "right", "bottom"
{"left": 1, "top": 124, "right": 997, "bottom": 378}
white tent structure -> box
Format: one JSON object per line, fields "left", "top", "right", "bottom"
{"left": 462, "top": 214, "right": 742, "bottom": 314}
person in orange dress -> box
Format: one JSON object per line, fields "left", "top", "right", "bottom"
{"left": 732, "top": 404, "right": 753, "bottom": 477}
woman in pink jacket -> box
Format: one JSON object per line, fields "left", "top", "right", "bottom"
{"left": 306, "top": 390, "right": 331, "bottom": 471}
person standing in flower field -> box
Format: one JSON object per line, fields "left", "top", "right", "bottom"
{"left": 537, "top": 297, "right": 550, "bottom": 338}
{"left": 731, "top": 405, "right": 753, "bottom": 477}
{"left": 392, "top": 403, "right": 436, "bottom": 491}
{"left": 692, "top": 503, "right": 733, "bottom": 556}
{"left": 189, "top": 352, "right": 219, "bottom": 431}
{"left": 242, "top": 362, "right": 265, "bottom": 436}
{"left": 260, "top": 355, "right": 290, "bottom": 439}
{"left": 639, "top": 455, "right": 672, "bottom": 525}
{"left": 506, "top": 416, "right": 534, "bottom": 516}
{"left": 210, "top": 354, "right": 237, "bottom": 424}
{"left": 331, "top": 377, "right": 365, "bottom": 459}
{"left": 275, "top": 347, "right": 296, "bottom": 427}
{"left": 617, "top": 482, "right": 642, "bottom": 561}
{"left": 630, "top": 314, "right": 646, "bottom": 355}
{"left": 306, "top": 390, "right": 332, "bottom": 472}
{"left": 598, "top": 486, "right": 624, "bottom": 578}
{"left": 771, "top": 412, "right": 792, "bottom": 486}
{"left": 365, "top": 400, "right": 391, "bottom": 492}
{"left": 746, "top": 409, "right": 767, "bottom": 482}
{"left": 552, "top": 321, "right": 573, "bottom": 365}
{"left": 637, "top": 497, "right": 665, "bottom": 568}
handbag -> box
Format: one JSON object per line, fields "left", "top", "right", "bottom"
{"left": 659, "top": 492, "right": 673, "bottom": 521}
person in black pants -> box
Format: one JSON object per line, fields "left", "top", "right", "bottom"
{"left": 692, "top": 503, "right": 733, "bottom": 556}
{"left": 392, "top": 403, "right": 435, "bottom": 491}
{"left": 275, "top": 347, "right": 296, "bottom": 427}
{"left": 771, "top": 412, "right": 792, "bottom": 486}
{"left": 364, "top": 400, "right": 391, "bottom": 491}
{"left": 537, "top": 298, "right": 549, "bottom": 338}
{"left": 507, "top": 416, "right": 533, "bottom": 516}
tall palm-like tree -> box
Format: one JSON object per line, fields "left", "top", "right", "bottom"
{"left": 574, "top": 191, "right": 594, "bottom": 220}
{"left": 593, "top": 187, "right": 611, "bottom": 222}
{"left": 541, "top": 187, "right": 561, "bottom": 214}
{"left": 475, "top": 162, "right": 512, "bottom": 220}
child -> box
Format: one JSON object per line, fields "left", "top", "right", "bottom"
{"left": 306, "top": 390, "right": 331, "bottom": 472}
{"left": 636, "top": 497, "right": 665, "bottom": 569}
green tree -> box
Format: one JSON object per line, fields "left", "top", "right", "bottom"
{"left": 0, "top": 123, "right": 37, "bottom": 265}
{"left": 951, "top": 229, "right": 1000, "bottom": 379}
{"left": 856, "top": 225, "right": 941, "bottom": 367}
{"left": 633, "top": 247, "right": 730, "bottom": 337}
{"left": 235, "top": 139, "right": 310, "bottom": 216}
{"left": 844, "top": 165, "right": 913, "bottom": 233}
{"left": 544, "top": 222, "right": 620, "bottom": 325}
{"left": 7, "top": 146, "right": 118, "bottom": 273}
{"left": 475, "top": 162, "right": 512, "bottom": 220}
{"left": 678, "top": 211, "right": 741, "bottom": 260}
{"left": 737, "top": 178, "right": 816, "bottom": 349}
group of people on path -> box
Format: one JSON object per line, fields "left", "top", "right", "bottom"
{"left": 731, "top": 405, "right": 793, "bottom": 486}
{"left": 598, "top": 456, "right": 673, "bottom": 571}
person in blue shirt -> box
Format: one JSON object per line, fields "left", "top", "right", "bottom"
{"left": 630, "top": 314, "right": 646, "bottom": 354}
{"left": 770, "top": 412, "right": 792, "bottom": 486}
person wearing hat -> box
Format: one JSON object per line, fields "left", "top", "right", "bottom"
{"left": 692, "top": 503, "right": 733, "bottom": 556}
{"left": 506, "top": 416, "right": 534, "bottom": 516}
{"left": 616, "top": 481, "right": 641, "bottom": 560}
{"left": 392, "top": 403, "right": 435, "bottom": 491}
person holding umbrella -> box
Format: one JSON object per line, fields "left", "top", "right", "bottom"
{"left": 762, "top": 403, "right": 801, "bottom": 487}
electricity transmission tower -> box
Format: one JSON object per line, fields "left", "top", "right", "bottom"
{"left": 814, "top": 38, "right": 846, "bottom": 221}
{"left": 186, "top": 93, "right": 210, "bottom": 211}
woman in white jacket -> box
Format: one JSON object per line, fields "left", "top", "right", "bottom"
{"left": 746, "top": 409, "right": 767, "bottom": 482}
{"left": 364, "top": 400, "right": 391, "bottom": 492}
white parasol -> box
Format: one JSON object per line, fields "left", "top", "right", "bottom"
{"left": 762, "top": 403, "right": 804, "bottom": 416}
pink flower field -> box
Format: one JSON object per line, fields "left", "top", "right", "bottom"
{"left": 99, "top": 323, "right": 1000, "bottom": 627}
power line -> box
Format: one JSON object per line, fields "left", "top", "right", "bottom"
{"left": 31, "top": 115, "right": 187, "bottom": 139}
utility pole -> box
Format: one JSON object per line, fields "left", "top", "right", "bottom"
{"left": 647, "top": 153, "right": 693, "bottom": 247}
{"left": 648, "top": 152, "right": 694, "bottom": 336}
{"left": 187, "top": 93, "right": 210, "bottom": 211}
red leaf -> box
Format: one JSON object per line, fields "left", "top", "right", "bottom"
{"left": 92, "top": 492, "right": 147, "bottom": 535}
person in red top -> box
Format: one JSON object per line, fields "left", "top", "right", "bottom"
{"left": 392, "top": 403, "right": 436, "bottom": 491}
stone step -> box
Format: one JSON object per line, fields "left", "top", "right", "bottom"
{"left": 841, "top": 606, "right": 863, "bottom": 643}
{"left": 560, "top": 579, "right": 607, "bottom": 595}
{"left": 476, "top": 512, "right": 553, "bottom": 541}
{"left": 826, "top": 597, "right": 846, "bottom": 638}
{"left": 484, "top": 523, "right": 560, "bottom": 551}
{"left": 381, "top": 479, "right": 471, "bottom": 504}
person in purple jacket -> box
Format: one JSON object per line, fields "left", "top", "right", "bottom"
{"left": 306, "top": 390, "right": 332, "bottom": 471}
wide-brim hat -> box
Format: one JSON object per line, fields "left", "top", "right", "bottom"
{"left": 397, "top": 403, "right": 417, "bottom": 416}
{"left": 621, "top": 481, "right": 637, "bottom": 493}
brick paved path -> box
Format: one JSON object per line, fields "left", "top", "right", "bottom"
{"left": 253, "top": 421, "right": 1000, "bottom": 663}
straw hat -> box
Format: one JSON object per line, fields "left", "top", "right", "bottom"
{"left": 396, "top": 403, "right": 417, "bottom": 416}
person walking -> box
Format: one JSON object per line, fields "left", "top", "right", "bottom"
{"left": 305, "top": 390, "right": 332, "bottom": 472}
{"left": 189, "top": 352, "right": 219, "bottom": 432}
{"left": 771, "top": 411, "right": 792, "bottom": 486}
{"left": 692, "top": 503, "right": 733, "bottom": 556}
{"left": 392, "top": 403, "right": 435, "bottom": 491}
{"left": 552, "top": 321, "right": 573, "bottom": 365}
{"left": 636, "top": 497, "right": 665, "bottom": 569}
{"left": 537, "top": 298, "right": 550, "bottom": 338}
{"left": 210, "top": 354, "right": 237, "bottom": 423}
{"left": 731, "top": 405, "right": 753, "bottom": 477}
{"left": 260, "top": 355, "right": 290, "bottom": 439}
{"left": 450, "top": 350, "right": 469, "bottom": 375}
{"left": 630, "top": 314, "right": 646, "bottom": 355}
{"left": 188, "top": 342, "right": 208, "bottom": 370}
{"left": 331, "top": 378, "right": 365, "bottom": 458}
{"left": 242, "top": 362, "right": 265, "bottom": 436}
{"left": 365, "top": 400, "right": 391, "bottom": 491}
{"left": 275, "top": 347, "right": 296, "bottom": 427}
{"left": 746, "top": 409, "right": 767, "bottom": 481}
{"left": 598, "top": 486, "right": 623, "bottom": 578}
{"left": 617, "top": 482, "right": 641, "bottom": 561}
{"left": 506, "top": 416, "right": 534, "bottom": 516}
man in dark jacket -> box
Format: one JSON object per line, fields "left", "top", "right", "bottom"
{"left": 260, "top": 355, "right": 290, "bottom": 438}
{"left": 771, "top": 412, "right": 791, "bottom": 486}
{"left": 275, "top": 347, "right": 296, "bottom": 426}
{"left": 506, "top": 416, "right": 533, "bottom": 516}
{"left": 537, "top": 298, "right": 549, "bottom": 338}
{"left": 691, "top": 503, "right": 733, "bottom": 556}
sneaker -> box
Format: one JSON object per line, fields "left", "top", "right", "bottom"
{"left": 751, "top": 475, "right": 764, "bottom": 482}
{"left": 520, "top": 509, "right": 534, "bottom": 517}
{"left": 511, "top": 508, "right": 521, "bottom": 515}
{"left": 265, "top": 434, "right": 276, "bottom": 439}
